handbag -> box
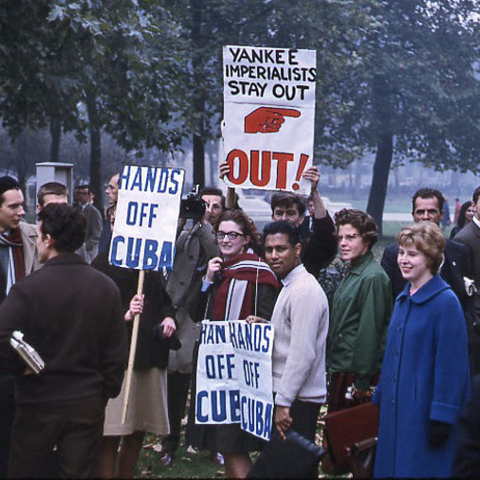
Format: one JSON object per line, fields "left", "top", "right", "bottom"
{"left": 322, "top": 402, "right": 379, "bottom": 473}
{"left": 346, "top": 436, "right": 377, "bottom": 478}
{"left": 247, "top": 428, "right": 325, "bottom": 479}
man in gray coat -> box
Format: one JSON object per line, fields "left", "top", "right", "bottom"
{"left": 454, "top": 185, "right": 480, "bottom": 374}
{"left": 75, "top": 184, "right": 103, "bottom": 263}
{"left": 160, "top": 187, "right": 224, "bottom": 466}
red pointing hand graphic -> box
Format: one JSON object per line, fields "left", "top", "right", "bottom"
{"left": 244, "top": 107, "right": 301, "bottom": 134}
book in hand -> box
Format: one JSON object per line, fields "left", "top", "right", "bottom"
{"left": 9, "top": 331, "right": 45, "bottom": 374}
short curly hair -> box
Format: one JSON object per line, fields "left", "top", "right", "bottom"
{"left": 334, "top": 208, "right": 378, "bottom": 250}
{"left": 214, "top": 209, "right": 260, "bottom": 253}
{"left": 37, "top": 203, "right": 86, "bottom": 253}
{"left": 396, "top": 222, "right": 445, "bottom": 274}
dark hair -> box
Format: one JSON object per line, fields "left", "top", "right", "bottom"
{"left": 0, "top": 176, "right": 21, "bottom": 206}
{"left": 263, "top": 221, "right": 301, "bottom": 247}
{"left": 472, "top": 186, "right": 480, "bottom": 205}
{"left": 214, "top": 209, "right": 259, "bottom": 252}
{"left": 334, "top": 208, "right": 378, "bottom": 249}
{"left": 270, "top": 192, "right": 306, "bottom": 216}
{"left": 412, "top": 188, "right": 445, "bottom": 213}
{"left": 199, "top": 187, "right": 225, "bottom": 209}
{"left": 37, "top": 204, "right": 86, "bottom": 253}
{"left": 37, "top": 182, "right": 69, "bottom": 207}
{"left": 75, "top": 184, "right": 91, "bottom": 194}
{"left": 457, "top": 201, "right": 473, "bottom": 230}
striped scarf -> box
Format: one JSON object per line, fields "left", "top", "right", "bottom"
{"left": 211, "top": 252, "right": 279, "bottom": 321}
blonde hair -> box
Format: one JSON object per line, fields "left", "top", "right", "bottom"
{"left": 397, "top": 222, "right": 445, "bottom": 274}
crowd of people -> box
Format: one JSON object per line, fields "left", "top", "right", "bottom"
{"left": 0, "top": 168, "right": 480, "bottom": 478}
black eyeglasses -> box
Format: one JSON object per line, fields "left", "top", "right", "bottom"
{"left": 216, "top": 231, "right": 245, "bottom": 241}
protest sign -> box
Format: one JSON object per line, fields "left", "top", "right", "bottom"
{"left": 196, "top": 320, "right": 274, "bottom": 441}
{"left": 109, "top": 165, "right": 185, "bottom": 271}
{"left": 222, "top": 45, "right": 316, "bottom": 193}
{"left": 108, "top": 164, "right": 184, "bottom": 423}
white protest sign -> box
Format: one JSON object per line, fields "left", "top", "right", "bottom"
{"left": 230, "top": 320, "right": 274, "bottom": 441}
{"left": 223, "top": 45, "right": 316, "bottom": 193}
{"left": 196, "top": 321, "right": 240, "bottom": 425}
{"left": 195, "top": 320, "right": 274, "bottom": 441}
{"left": 109, "top": 165, "right": 185, "bottom": 270}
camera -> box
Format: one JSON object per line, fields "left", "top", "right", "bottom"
{"left": 180, "top": 185, "right": 206, "bottom": 220}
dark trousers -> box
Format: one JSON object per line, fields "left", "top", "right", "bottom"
{"left": 0, "top": 377, "right": 15, "bottom": 478}
{"left": 162, "top": 372, "right": 191, "bottom": 453}
{"left": 287, "top": 399, "right": 321, "bottom": 445}
{"left": 8, "top": 394, "right": 105, "bottom": 479}
{"left": 268, "top": 399, "right": 321, "bottom": 479}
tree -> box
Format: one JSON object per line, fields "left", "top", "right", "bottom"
{"left": 0, "top": 1, "right": 189, "bottom": 209}
{"left": 166, "top": 0, "right": 356, "bottom": 187}
{"left": 0, "top": 1, "right": 82, "bottom": 161}
{"left": 314, "top": 0, "right": 480, "bottom": 234}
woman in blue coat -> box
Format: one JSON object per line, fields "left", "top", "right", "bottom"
{"left": 374, "top": 222, "right": 470, "bottom": 478}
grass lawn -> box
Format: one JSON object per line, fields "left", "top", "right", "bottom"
{"left": 135, "top": 406, "right": 343, "bottom": 478}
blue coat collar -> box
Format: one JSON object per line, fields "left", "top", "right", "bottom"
{"left": 397, "top": 274, "right": 451, "bottom": 305}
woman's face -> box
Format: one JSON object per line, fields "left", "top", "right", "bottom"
{"left": 397, "top": 243, "right": 432, "bottom": 285}
{"left": 216, "top": 220, "right": 250, "bottom": 259}
{"left": 466, "top": 206, "right": 474, "bottom": 223}
{"left": 338, "top": 224, "right": 369, "bottom": 262}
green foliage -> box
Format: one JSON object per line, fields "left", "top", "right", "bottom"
{"left": 317, "top": 0, "right": 480, "bottom": 173}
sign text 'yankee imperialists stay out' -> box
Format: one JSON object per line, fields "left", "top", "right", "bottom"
{"left": 222, "top": 45, "right": 316, "bottom": 193}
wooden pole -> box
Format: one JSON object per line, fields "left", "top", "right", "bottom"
{"left": 121, "top": 269, "right": 145, "bottom": 424}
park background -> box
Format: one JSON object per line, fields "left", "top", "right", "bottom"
{"left": 2, "top": 1, "right": 480, "bottom": 477}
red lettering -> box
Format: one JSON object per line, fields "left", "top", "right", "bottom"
{"left": 250, "top": 151, "right": 271, "bottom": 187}
{"left": 226, "top": 149, "right": 249, "bottom": 185}
{"left": 273, "top": 153, "right": 294, "bottom": 189}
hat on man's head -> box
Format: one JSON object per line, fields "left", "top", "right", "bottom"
{"left": 0, "top": 176, "right": 20, "bottom": 198}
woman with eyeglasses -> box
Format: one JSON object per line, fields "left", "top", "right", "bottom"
{"left": 187, "top": 209, "right": 279, "bottom": 479}
{"left": 326, "top": 209, "right": 393, "bottom": 414}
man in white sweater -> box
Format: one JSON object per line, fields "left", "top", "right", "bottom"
{"left": 263, "top": 220, "right": 329, "bottom": 446}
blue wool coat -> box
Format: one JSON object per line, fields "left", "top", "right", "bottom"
{"left": 373, "top": 275, "right": 470, "bottom": 478}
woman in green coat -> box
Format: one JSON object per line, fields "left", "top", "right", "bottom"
{"left": 327, "top": 209, "right": 393, "bottom": 412}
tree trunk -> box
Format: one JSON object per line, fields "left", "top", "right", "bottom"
{"left": 49, "top": 115, "right": 61, "bottom": 161}
{"left": 191, "top": 0, "right": 205, "bottom": 188}
{"left": 85, "top": 88, "right": 103, "bottom": 215}
{"left": 366, "top": 132, "right": 393, "bottom": 236}
{"left": 193, "top": 133, "right": 205, "bottom": 188}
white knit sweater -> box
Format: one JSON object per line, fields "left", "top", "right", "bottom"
{"left": 271, "top": 264, "right": 329, "bottom": 407}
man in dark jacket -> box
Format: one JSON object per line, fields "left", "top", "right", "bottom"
{"left": 454, "top": 185, "right": 480, "bottom": 375}
{"left": 0, "top": 204, "right": 127, "bottom": 478}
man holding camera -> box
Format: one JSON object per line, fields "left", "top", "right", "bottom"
{"left": 160, "top": 187, "right": 224, "bottom": 466}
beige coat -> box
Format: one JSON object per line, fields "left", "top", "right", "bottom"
{"left": 19, "top": 221, "right": 41, "bottom": 275}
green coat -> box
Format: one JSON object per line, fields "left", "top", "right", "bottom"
{"left": 328, "top": 251, "right": 393, "bottom": 390}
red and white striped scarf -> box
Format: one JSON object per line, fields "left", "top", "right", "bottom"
{"left": 211, "top": 252, "right": 279, "bottom": 321}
